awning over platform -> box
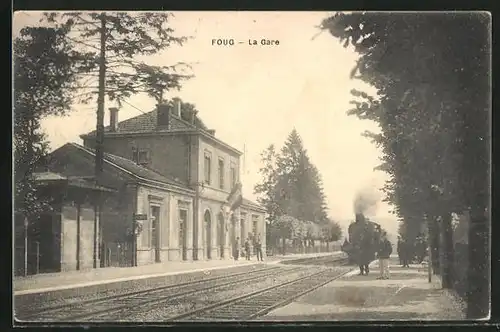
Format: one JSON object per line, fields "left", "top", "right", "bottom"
{"left": 33, "top": 172, "right": 116, "bottom": 193}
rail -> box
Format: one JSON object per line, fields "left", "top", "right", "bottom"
{"left": 19, "top": 265, "right": 298, "bottom": 322}
{"left": 168, "top": 258, "right": 350, "bottom": 321}
{"left": 19, "top": 256, "right": 349, "bottom": 322}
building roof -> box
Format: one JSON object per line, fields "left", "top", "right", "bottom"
{"left": 79, "top": 107, "right": 242, "bottom": 156}
{"left": 68, "top": 143, "right": 193, "bottom": 191}
{"left": 33, "top": 171, "right": 116, "bottom": 192}
{"left": 242, "top": 198, "right": 266, "bottom": 213}
{"left": 81, "top": 109, "right": 208, "bottom": 137}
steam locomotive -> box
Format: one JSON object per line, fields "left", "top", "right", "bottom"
{"left": 341, "top": 213, "right": 382, "bottom": 264}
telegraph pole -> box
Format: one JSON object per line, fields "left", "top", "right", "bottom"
{"left": 94, "top": 13, "right": 107, "bottom": 269}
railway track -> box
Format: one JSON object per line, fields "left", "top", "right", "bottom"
{"left": 84, "top": 264, "right": 321, "bottom": 322}
{"left": 19, "top": 264, "right": 306, "bottom": 322}
{"left": 168, "top": 260, "right": 350, "bottom": 321}
{"left": 19, "top": 255, "right": 349, "bottom": 322}
{"left": 17, "top": 264, "right": 283, "bottom": 321}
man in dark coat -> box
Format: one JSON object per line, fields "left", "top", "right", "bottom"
{"left": 357, "top": 232, "right": 375, "bottom": 275}
{"left": 398, "top": 238, "right": 410, "bottom": 267}
{"left": 376, "top": 232, "right": 393, "bottom": 279}
{"left": 233, "top": 237, "right": 240, "bottom": 260}
{"left": 255, "top": 234, "right": 264, "bottom": 261}
{"left": 415, "top": 236, "right": 427, "bottom": 264}
{"left": 402, "top": 240, "right": 411, "bottom": 267}
{"left": 244, "top": 237, "right": 251, "bottom": 260}
{"left": 397, "top": 237, "right": 403, "bottom": 265}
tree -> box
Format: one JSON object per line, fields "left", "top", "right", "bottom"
{"left": 41, "top": 12, "right": 192, "bottom": 106}
{"left": 254, "top": 130, "right": 342, "bottom": 253}
{"left": 14, "top": 26, "right": 81, "bottom": 220}
{"left": 275, "top": 129, "right": 329, "bottom": 223}
{"left": 320, "top": 12, "right": 490, "bottom": 318}
{"left": 254, "top": 144, "right": 281, "bottom": 222}
{"left": 14, "top": 26, "right": 83, "bottom": 275}
{"left": 272, "top": 215, "right": 297, "bottom": 255}
{"left": 322, "top": 221, "right": 342, "bottom": 243}
{"left": 41, "top": 12, "right": 193, "bottom": 190}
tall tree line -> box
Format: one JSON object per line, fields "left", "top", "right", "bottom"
{"left": 320, "top": 12, "right": 490, "bottom": 319}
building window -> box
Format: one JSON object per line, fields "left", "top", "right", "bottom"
{"left": 204, "top": 152, "right": 212, "bottom": 185}
{"left": 252, "top": 216, "right": 259, "bottom": 237}
{"left": 218, "top": 158, "right": 225, "bottom": 189}
{"left": 132, "top": 148, "right": 151, "bottom": 165}
{"left": 230, "top": 165, "right": 237, "bottom": 189}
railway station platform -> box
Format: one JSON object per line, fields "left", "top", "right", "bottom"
{"left": 14, "top": 251, "right": 344, "bottom": 296}
{"left": 260, "top": 256, "right": 466, "bottom": 321}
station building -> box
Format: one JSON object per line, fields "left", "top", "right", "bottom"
{"left": 44, "top": 101, "right": 266, "bottom": 267}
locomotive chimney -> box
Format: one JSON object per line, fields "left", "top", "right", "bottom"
{"left": 355, "top": 213, "right": 365, "bottom": 223}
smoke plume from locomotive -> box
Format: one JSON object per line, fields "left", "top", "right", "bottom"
{"left": 353, "top": 187, "right": 380, "bottom": 216}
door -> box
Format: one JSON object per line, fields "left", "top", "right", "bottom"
{"left": 179, "top": 209, "right": 188, "bottom": 261}
{"left": 219, "top": 213, "right": 225, "bottom": 258}
{"left": 151, "top": 206, "right": 161, "bottom": 263}
{"left": 231, "top": 216, "right": 237, "bottom": 255}
{"left": 204, "top": 211, "right": 212, "bottom": 259}
{"left": 240, "top": 217, "right": 246, "bottom": 244}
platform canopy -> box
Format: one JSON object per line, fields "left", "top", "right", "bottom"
{"left": 33, "top": 172, "right": 116, "bottom": 193}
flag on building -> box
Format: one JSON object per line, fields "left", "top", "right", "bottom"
{"left": 227, "top": 182, "right": 243, "bottom": 211}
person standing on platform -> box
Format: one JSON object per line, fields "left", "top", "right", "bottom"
{"left": 400, "top": 239, "right": 410, "bottom": 268}
{"left": 233, "top": 237, "right": 240, "bottom": 261}
{"left": 377, "top": 232, "right": 393, "bottom": 280}
{"left": 244, "top": 237, "right": 251, "bottom": 260}
{"left": 255, "top": 234, "right": 264, "bottom": 261}
{"left": 397, "top": 237, "right": 403, "bottom": 265}
{"left": 358, "top": 232, "right": 374, "bottom": 275}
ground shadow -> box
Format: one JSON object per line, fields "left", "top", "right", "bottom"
{"left": 259, "top": 310, "right": 465, "bottom": 321}
{"left": 295, "top": 285, "right": 451, "bottom": 310}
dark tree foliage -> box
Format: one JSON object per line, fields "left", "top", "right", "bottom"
{"left": 41, "top": 12, "right": 193, "bottom": 105}
{"left": 14, "top": 26, "right": 81, "bottom": 219}
{"left": 274, "top": 129, "right": 329, "bottom": 223}
{"left": 254, "top": 130, "right": 342, "bottom": 247}
{"left": 321, "top": 12, "right": 490, "bottom": 319}
{"left": 254, "top": 144, "right": 281, "bottom": 224}
{"left": 322, "top": 221, "right": 342, "bottom": 242}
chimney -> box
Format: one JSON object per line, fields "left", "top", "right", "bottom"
{"left": 109, "top": 107, "right": 119, "bottom": 132}
{"left": 191, "top": 110, "right": 198, "bottom": 125}
{"left": 156, "top": 103, "right": 171, "bottom": 130}
{"left": 174, "top": 99, "right": 182, "bottom": 117}
{"left": 207, "top": 129, "right": 216, "bottom": 136}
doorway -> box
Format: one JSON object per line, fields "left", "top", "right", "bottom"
{"left": 179, "top": 209, "right": 188, "bottom": 261}
{"left": 150, "top": 206, "right": 161, "bottom": 263}
{"left": 219, "top": 213, "right": 225, "bottom": 258}
{"left": 240, "top": 214, "right": 246, "bottom": 243}
{"left": 231, "top": 215, "right": 237, "bottom": 254}
{"left": 204, "top": 210, "right": 212, "bottom": 259}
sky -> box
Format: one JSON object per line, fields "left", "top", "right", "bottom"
{"left": 13, "top": 11, "right": 398, "bottom": 236}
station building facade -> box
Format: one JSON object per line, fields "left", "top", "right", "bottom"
{"left": 47, "top": 100, "right": 266, "bottom": 266}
